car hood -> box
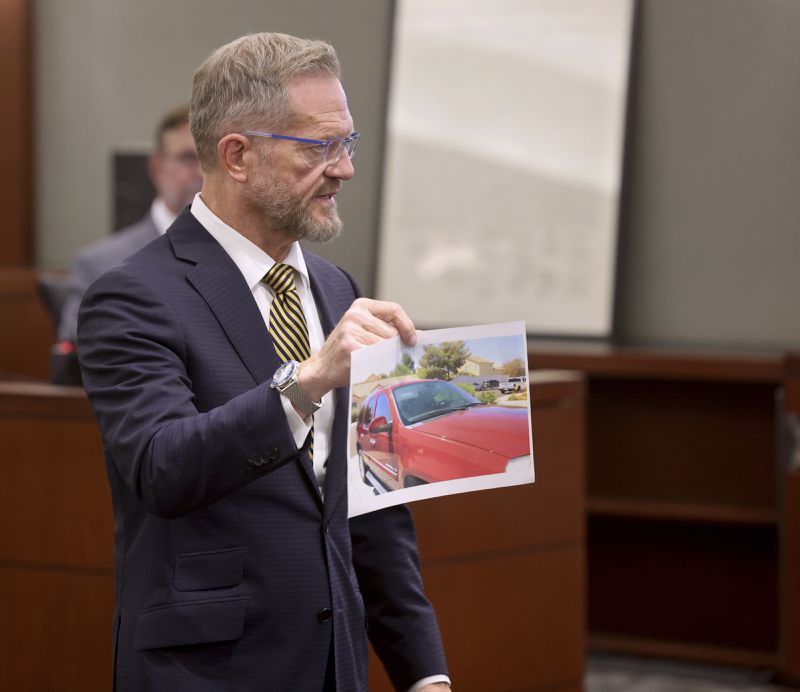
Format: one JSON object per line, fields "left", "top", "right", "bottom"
{"left": 411, "top": 406, "right": 530, "bottom": 458}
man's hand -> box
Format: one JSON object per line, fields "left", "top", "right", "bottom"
{"left": 298, "top": 297, "right": 416, "bottom": 402}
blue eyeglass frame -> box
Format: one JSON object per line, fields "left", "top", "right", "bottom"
{"left": 241, "top": 130, "right": 360, "bottom": 164}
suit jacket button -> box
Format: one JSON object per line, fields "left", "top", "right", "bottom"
{"left": 243, "top": 459, "right": 255, "bottom": 471}
{"left": 318, "top": 607, "right": 333, "bottom": 623}
{"left": 268, "top": 447, "right": 280, "bottom": 461}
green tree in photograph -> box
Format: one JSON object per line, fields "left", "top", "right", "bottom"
{"left": 417, "top": 340, "right": 470, "bottom": 381}
{"left": 501, "top": 358, "right": 526, "bottom": 377}
{"left": 389, "top": 352, "right": 416, "bottom": 378}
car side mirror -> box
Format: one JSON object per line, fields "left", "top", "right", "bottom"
{"left": 369, "top": 416, "right": 392, "bottom": 434}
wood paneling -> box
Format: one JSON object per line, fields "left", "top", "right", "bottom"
{"left": 0, "top": 0, "right": 33, "bottom": 265}
{"left": 0, "top": 269, "right": 54, "bottom": 380}
{"left": 418, "top": 548, "right": 584, "bottom": 692}
{"left": 0, "top": 412, "right": 110, "bottom": 568}
{"left": 528, "top": 343, "right": 791, "bottom": 673}
{"left": 589, "top": 517, "right": 778, "bottom": 654}
{"left": 588, "top": 378, "right": 776, "bottom": 510}
{"left": 0, "top": 382, "right": 112, "bottom": 692}
{"left": 0, "top": 567, "right": 114, "bottom": 692}
{"left": 527, "top": 340, "right": 783, "bottom": 383}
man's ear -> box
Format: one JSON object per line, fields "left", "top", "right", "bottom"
{"left": 217, "top": 134, "right": 251, "bottom": 183}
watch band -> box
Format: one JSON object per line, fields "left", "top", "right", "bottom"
{"left": 272, "top": 361, "right": 322, "bottom": 416}
{"left": 278, "top": 377, "right": 323, "bottom": 416}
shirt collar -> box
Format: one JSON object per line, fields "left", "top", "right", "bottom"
{"left": 189, "top": 193, "right": 309, "bottom": 292}
{"left": 150, "top": 197, "right": 178, "bottom": 235}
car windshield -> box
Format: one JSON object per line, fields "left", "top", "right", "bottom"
{"left": 392, "top": 380, "right": 482, "bottom": 425}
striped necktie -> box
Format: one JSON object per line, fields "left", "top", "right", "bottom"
{"left": 263, "top": 263, "right": 313, "bottom": 456}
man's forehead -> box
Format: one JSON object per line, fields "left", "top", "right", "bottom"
{"left": 286, "top": 75, "right": 353, "bottom": 132}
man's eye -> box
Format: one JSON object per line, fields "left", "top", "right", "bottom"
{"left": 298, "top": 143, "right": 326, "bottom": 164}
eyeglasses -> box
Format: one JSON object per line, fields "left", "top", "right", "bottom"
{"left": 241, "top": 130, "right": 360, "bottom": 167}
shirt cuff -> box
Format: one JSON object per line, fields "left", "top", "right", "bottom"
{"left": 407, "top": 675, "right": 451, "bottom": 691}
{"left": 280, "top": 391, "right": 312, "bottom": 450}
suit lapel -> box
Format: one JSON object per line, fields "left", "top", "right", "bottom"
{"left": 168, "top": 211, "right": 280, "bottom": 386}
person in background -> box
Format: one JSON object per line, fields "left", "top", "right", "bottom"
{"left": 52, "top": 105, "right": 202, "bottom": 384}
{"left": 77, "top": 32, "right": 449, "bottom": 691}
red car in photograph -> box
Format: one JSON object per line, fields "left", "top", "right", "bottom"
{"left": 355, "top": 379, "right": 531, "bottom": 492}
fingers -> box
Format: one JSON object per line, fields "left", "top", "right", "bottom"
{"left": 299, "top": 299, "right": 417, "bottom": 397}
{"left": 350, "top": 298, "right": 417, "bottom": 346}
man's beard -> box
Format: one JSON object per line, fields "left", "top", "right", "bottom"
{"left": 247, "top": 169, "right": 343, "bottom": 244}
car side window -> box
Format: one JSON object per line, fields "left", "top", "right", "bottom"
{"left": 359, "top": 398, "right": 374, "bottom": 426}
{"left": 374, "top": 393, "right": 392, "bottom": 424}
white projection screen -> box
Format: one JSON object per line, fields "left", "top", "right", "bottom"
{"left": 377, "top": 0, "right": 635, "bottom": 336}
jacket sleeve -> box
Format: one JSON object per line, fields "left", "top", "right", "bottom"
{"left": 340, "top": 264, "right": 447, "bottom": 689}
{"left": 77, "top": 266, "right": 300, "bottom": 519}
{"left": 350, "top": 504, "right": 448, "bottom": 691}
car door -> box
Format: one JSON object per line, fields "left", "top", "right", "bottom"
{"left": 364, "top": 392, "right": 401, "bottom": 490}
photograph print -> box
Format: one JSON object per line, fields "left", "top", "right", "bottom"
{"left": 347, "top": 321, "right": 534, "bottom": 517}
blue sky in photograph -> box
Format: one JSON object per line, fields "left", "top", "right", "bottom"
{"left": 402, "top": 333, "right": 526, "bottom": 369}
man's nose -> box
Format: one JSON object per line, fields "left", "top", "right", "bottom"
{"left": 325, "top": 149, "right": 355, "bottom": 180}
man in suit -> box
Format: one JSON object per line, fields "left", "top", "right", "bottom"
{"left": 78, "top": 32, "right": 450, "bottom": 691}
{"left": 55, "top": 105, "right": 202, "bottom": 375}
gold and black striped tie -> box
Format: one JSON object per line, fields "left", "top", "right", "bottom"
{"left": 263, "top": 263, "right": 313, "bottom": 456}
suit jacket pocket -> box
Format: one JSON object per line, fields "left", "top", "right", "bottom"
{"left": 173, "top": 546, "right": 246, "bottom": 592}
{"left": 133, "top": 595, "right": 249, "bottom": 650}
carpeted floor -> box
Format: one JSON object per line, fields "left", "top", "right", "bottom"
{"left": 585, "top": 653, "right": 795, "bottom": 691}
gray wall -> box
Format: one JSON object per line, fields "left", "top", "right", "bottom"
{"left": 616, "top": 0, "right": 800, "bottom": 349}
{"left": 35, "top": 0, "right": 393, "bottom": 291}
{"left": 35, "top": 0, "right": 800, "bottom": 349}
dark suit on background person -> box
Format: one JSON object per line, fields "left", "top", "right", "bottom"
{"left": 78, "top": 209, "right": 447, "bottom": 690}
{"left": 52, "top": 105, "right": 202, "bottom": 385}
{"left": 58, "top": 213, "right": 159, "bottom": 345}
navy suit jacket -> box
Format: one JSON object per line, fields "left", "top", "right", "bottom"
{"left": 78, "top": 209, "right": 447, "bottom": 691}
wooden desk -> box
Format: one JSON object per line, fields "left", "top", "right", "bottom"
{"left": 0, "top": 373, "right": 587, "bottom": 692}
{"left": 528, "top": 341, "right": 797, "bottom": 678}
{"left": 0, "top": 381, "right": 112, "bottom": 692}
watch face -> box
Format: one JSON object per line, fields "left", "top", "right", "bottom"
{"left": 272, "top": 360, "right": 298, "bottom": 388}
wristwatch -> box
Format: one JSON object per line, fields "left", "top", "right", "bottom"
{"left": 270, "top": 360, "right": 323, "bottom": 416}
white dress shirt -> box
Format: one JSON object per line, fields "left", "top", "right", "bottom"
{"left": 150, "top": 197, "right": 178, "bottom": 235}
